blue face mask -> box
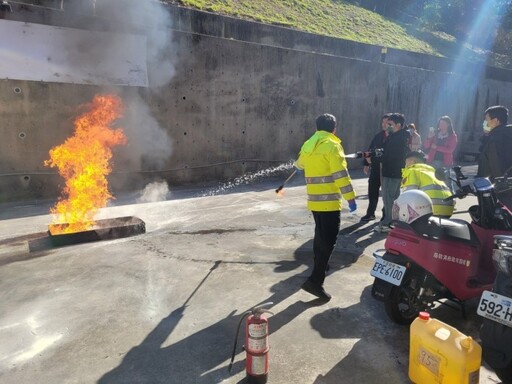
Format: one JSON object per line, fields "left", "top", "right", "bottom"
{"left": 386, "top": 125, "right": 394, "bottom": 134}
{"left": 483, "top": 120, "right": 491, "bottom": 133}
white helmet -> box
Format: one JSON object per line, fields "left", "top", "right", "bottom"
{"left": 392, "top": 190, "right": 433, "bottom": 224}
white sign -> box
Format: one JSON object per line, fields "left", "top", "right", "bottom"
{"left": 0, "top": 20, "right": 148, "bottom": 86}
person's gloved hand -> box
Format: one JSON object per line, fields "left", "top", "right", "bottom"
{"left": 348, "top": 199, "right": 357, "bottom": 213}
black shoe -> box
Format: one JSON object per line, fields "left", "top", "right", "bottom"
{"left": 301, "top": 280, "right": 331, "bottom": 301}
{"left": 360, "top": 214, "right": 376, "bottom": 223}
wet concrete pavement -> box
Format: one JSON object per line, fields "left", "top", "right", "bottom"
{"left": 0, "top": 166, "right": 503, "bottom": 383}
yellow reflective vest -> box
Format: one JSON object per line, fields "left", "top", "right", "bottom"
{"left": 401, "top": 163, "right": 454, "bottom": 217}
{"left": 295, "top": 130, "right": 356, "bottom": 211}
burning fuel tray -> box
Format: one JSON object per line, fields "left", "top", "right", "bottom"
{"left": 48, "top": 216, "right": 146, "bottom": 247}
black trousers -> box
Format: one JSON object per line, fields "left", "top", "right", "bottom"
{"left": 310, "top": 211, "right": 341, "bottom": 286}
{"left": 366, "top": 172, "right": 381, "bottom": 216}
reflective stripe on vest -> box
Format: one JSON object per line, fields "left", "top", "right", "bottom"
{"left": 340, "top": 185, "right": 354, "bottom": 194}
{"left": 308, "top": 193, "right": 341, "bottom": 201}
{"left": 332, "top": 170, "right": 349, "bottom": 180}
{"left": 306, "top": 176, "right": 334, "bottom": 184}
{"left": 431, "top": 198, "right": 454, "bottom": 207}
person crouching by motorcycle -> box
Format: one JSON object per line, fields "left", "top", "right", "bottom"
{"left": 401, "top": 151, "right": 455, "bottom": 217}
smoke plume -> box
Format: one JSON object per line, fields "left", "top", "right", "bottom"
{"left": 137, "top": 181, "right": 170, "bottom": 203}
{"left": 62, "top": 0, "right": 176, "bottom": 179}
{"left": 93, "top": 0, "right": 176, "bottom": 87}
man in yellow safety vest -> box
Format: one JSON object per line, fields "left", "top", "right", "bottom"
{"left": 401, "top": 151, "right": 454, "bottom": 217}
{"left": 295, "top": 113, "right": 357, "bottom": 301}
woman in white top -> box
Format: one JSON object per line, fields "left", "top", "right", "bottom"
{"left": 407, "top": 123, "right": 422, "bottom": 152}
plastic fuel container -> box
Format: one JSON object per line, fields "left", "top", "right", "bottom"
{"left": 409, "top": 312, "right": 482, "bottom": 384}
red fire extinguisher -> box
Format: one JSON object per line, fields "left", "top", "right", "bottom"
{"left": 228, "top": 302, "right": 274, "bottom": 384}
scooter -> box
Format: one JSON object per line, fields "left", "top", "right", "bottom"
{"left": 371, "top": 169, "right": 512, "bottom": 325}
{"left": 478, "top": 235, "right": 512, "bottom": 384}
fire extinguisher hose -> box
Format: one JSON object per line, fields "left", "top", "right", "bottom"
{"left": 228, "top": 310, "right": 252, "bottom": 372}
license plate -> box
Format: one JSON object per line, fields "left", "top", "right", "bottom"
{"left": 477, "top": 290, "right": 512, "bottom": 328}
{"left": 370, "top": 257, "right": 406, "bottom": 286}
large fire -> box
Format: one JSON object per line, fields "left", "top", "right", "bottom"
{"left": 45, "top": 94, "right": 127, "bottom": 234}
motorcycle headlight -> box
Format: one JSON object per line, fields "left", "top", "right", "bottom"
{"left": 493, "top": 249, "right": 512, "bottom": 274}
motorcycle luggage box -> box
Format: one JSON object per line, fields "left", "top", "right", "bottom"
{"left": 371, "top": 277, "right": 393, "bottom": 301}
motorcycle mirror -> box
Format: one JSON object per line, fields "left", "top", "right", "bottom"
{"left": 453, "top": 166, "right": 467, "bottom": 180}
{"left": 435, "top": 168, "right": 447, "bottom": 181}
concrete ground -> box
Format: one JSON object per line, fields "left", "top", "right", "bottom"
{"left": 0, "top": 165, "right": 503, "bottom": 383}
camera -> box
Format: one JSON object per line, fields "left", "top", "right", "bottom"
{"left": 354, "top": 148, "right": 384, "bottom": 159}
{"left": 364, "top": 148, "right": 384, "bottom": 158}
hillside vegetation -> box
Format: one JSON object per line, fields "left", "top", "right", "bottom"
{"left": 168, "top": 0, "right": 509, "bottom": 67}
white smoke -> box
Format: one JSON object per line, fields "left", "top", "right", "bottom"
{"left": 64, "top": 0, "right": 177, "bottom": 176}
{"left": 137, "top": 181, "right": 170, "bottom": 203}
{"left": 121, "top": 93, "right": 173, "bottom": 170}
{"left": 39, "top": 0, "right": 178, "bottom": 196}
{"left": 94, "top": 0, "right": 176, "bottom": 88}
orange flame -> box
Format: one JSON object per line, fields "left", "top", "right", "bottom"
{"left": 45, "top": 94, "right": 126, "bottom": 234}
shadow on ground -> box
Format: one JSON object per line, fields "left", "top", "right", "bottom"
{"left": 97, "top": 239, "right": 363, "bottom": 384}
{"left": 309, "top": 287, "right": 494, "bottom": 383}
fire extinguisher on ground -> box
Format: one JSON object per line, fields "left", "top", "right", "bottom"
{"left": 228, "top": 302, "right": 274, "bottom": 384}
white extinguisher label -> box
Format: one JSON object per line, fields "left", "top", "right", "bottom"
{"left": 251, "top": 355, "right": 267, "bottom": 375}
{"left": 248, "top": 337, "right": 267, "bottom": 352}
{"left": 248, "top": 323, "right": 267, "bottom": 338}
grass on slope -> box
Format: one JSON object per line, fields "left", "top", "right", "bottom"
{"left": 170, "top": 0, "right": 440, "bottom": 56}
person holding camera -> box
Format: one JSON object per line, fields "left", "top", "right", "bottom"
{"left": 424, "top": 116, "right": 458, "bottom": 193}
{"left": 424, "top": 116, "right": 458, "bottom": 170}
{"left": 361, "top": 113, "right": 390, "bottom": 223}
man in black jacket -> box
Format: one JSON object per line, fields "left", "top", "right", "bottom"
{"left": 375, "top": 113, "right": 410, "bottom": 233}
{"left": 361, "top": 113, "right": 389, "bottom": 222}
{"left": 477, "top": 106, "right": 512, "bottom": 180}
{"left": 477, "top": 105, "right": 512, "bottom": 209}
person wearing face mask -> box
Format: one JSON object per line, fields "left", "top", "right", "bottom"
{"left": 477, "top": 105, "right": 512, "bottom": 181}
{"left": 407, "top": 123, "right": 422, "bottom": 152}
{"left": 375, "top": 113, "right": 411, "bottom": 233}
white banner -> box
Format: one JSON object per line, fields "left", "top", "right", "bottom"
{"left": 0, "top": 20, "right": 148, "bottom": 86}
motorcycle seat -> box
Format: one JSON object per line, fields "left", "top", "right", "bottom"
{"left": 405, "top": 216, "right": 480, "bottom": 246}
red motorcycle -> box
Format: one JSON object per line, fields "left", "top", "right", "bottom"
{"left": 371, "top": 171, "right": 512, "bottom": 325}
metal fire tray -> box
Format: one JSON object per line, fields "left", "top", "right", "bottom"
{"left": 48, "top": 216, "right": 146, "bottom": 247}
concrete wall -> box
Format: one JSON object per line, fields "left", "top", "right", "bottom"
{"left": 1, "top": 3, "right": 512, "bottom": 202}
